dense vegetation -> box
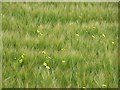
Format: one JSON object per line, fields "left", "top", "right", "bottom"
{"left": 2, "top": 2, "right": 118, "bottom": 88}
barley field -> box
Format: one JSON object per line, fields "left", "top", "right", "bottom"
{"left": 2, "top": 2, "right": 118, "bottom": 88}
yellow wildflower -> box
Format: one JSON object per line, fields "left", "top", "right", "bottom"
{"left": 43, "top": 62, "right": 47, "bottom": 67}
{"left": 82, "top": 86, "right": 86, "bottom": 89}
{"left": 21, "top": 55, "right": 24, "bottom": 59}
{"left": 46, "top": 56, "right": 51, "bottom": 59}
{"left": 21, "top": 53, "right": 25, "bottom": 59}
{"left": 92, "top": 35, "right": 95, "bottom": 38}
{"left": 37, "top": 30, "right": 40, "bottom": 33}
{"left": 40, "top": 33, "right": 43, "bottom": 36}
{"left": 46, "top": 66, "right": 50, "bottom": 70}
{"left": 102, "top": 84, "right": 107, "bottom": 87}
{"left": 18, "top": 59, "right": 23, "bottom": 64}
{"left": 48, "top": 56, "right": 51, "bottom": 59}
{"left": 112, "top": 41, "right": 115, "bottom": 44}
{"left": 102, "top": 34, "right": 105, "bottom": 37}
{"left": 76, "top": 33, "right": 79, "bottom": 37}
{"left": 42, "top": 51, "right": 46, "bottom": 54}
{"left": 62, "top": 60, "right": 65, "bottom": 63}
{"left": 61, "top": 48, "right": 64, "bottom": 51}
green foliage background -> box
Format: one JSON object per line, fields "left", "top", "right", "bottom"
{"left": 2, "top": 2, "right": 118, "bottom": 88}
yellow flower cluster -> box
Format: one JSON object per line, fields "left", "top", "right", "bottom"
{"left": 37, "top": 30, "right": 43, "bottom": 36}
{"left": 18, "top": 53, "right": 25, "bottom": 64}
{"left": 62, "top": 60, "right": 65, "bottom": 63}
{"left": 43, "top": 62, "right": 50, "bottom": 70}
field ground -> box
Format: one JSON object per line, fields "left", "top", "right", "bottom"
{"left": 2, "top": 2, "right": 118, "bottom": 88}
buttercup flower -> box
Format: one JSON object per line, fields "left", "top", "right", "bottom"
{"left": 21, "top": 53, "right": 25, "bottom": 59}
{"left": 62, "top": 60, "right": 65, "bottom": 63}
{"left": 82, "top": 86, "right": 86, "bottom": 89}
{"left": 46, "top": 66, "right": 50, "bottom": 70}
{"left": 102, "top": 34, "right": 105, "bottom": 37}
{"left": 102, "top": 84, "right": 107, "bottom": 87}
{"left": 40, "top": 33, "right": 43, "bottom": 36}
{"left": 61, "top": 48, "right": 64, "bottom": 51}
{"left": 37, "top": 30, "right": 40, "bottom": 33}
{"left": 48, "top": 56, "right": 51, "bottom": 59}
{"left": 76, "top": 33, "right": 79, "bottom": 37}
{"left": 112, "top": 41, "right": 115, "bottom": 44}
{"left": 92, "top": 35, "right": 95, "bottom": 38}
{"left": 43, "top": 62, "right": 47, "bottom": 67}
{"left": 42, "top": 51, "right": 46, "bottom": 54}
{"left": 18, "top": 59, "right": 23, "bottom": 64}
